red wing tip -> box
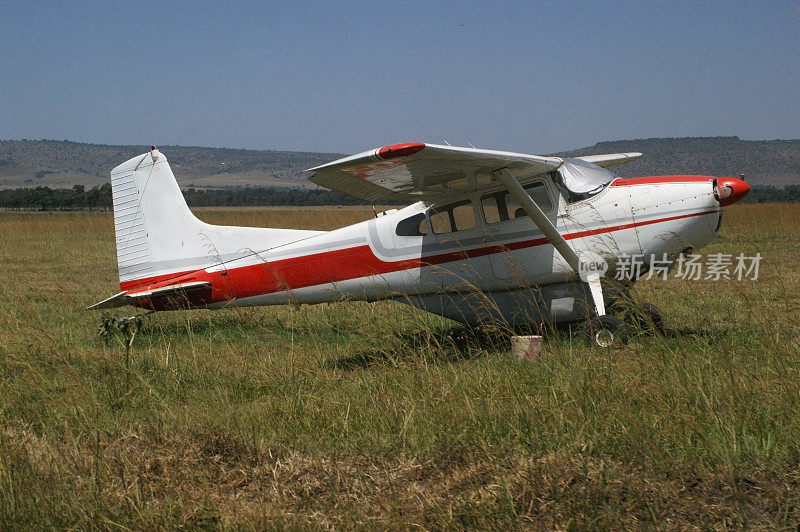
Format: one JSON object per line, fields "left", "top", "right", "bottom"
{"left": 376, "top": 142, "right": 426, "bottom": 159}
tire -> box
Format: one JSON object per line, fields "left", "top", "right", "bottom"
{"left": 610, "top": 300, "right": 666, "bottom": 336}
{"left": 585, "top": 315, "right": 628, "bottom": 347}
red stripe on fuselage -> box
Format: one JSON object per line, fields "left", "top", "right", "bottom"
{"left": 611, "top": 175, "right": 714, "bottom": 186}
{"left": 121, "top": 209, "right": 719, "bottom": 307}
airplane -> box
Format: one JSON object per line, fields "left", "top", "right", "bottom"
{"left": 89, "top": 143, "right": 750, "bottom": 346}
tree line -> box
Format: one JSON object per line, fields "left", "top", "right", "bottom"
{"left": 0, "top": 184, "right": 371, "bottom": 210}
{"left": 0, "top": 184, "right": 114, "bottom": 210}
{"left": 745, "top": 184, "right": 800, "bottom": 203}
{"left": 0, "top": 183, "right": 797, "bottom": 211}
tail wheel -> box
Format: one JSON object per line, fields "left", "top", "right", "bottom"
{"left": 585, "top": 315, "right": 628, "bottom": 348}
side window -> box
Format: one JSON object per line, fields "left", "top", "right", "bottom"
{"left": 429, "top": 209, "right": 452, "bottom": 234}
{"left": 395, "top": 212, "right": 429, "bottom": 237}
{"left": 452, "top": 201, "right": 476, "bottom": 231}
{"left": 526, "top": 181, "right": 554, "bottom": 211}
{"left": 481, "top": 181, "right": 552, "bottom": 224}
{"left": 427, "top": 200, "right": 477, "bottom": 235}
{"left": 481, "top": 195, "right": 502, "bottom": 224}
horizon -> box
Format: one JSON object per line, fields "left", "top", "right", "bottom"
{"left": 3, "top": 135, "right": 800, "bottom": 156}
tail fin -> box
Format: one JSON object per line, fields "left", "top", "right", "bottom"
{"left": 111, "top": 148, "right": 199, "bottom": 287}
{"left": 110, "top": 147, "right": 321, "bottom": 291}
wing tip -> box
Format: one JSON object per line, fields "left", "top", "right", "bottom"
{"left": 305, "top": 142, "right": 428, "bottom": 173}
{"left": 375, "top": 142, "right": 426, "bottom": 160}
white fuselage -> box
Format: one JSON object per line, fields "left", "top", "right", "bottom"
{"left": 162, "top": 175, "right": 721, "bottom": 325}
{"left": 101, "top": 149, "right": 742, "bottom": 327}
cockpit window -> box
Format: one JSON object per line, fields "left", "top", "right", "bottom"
{"left": 481, "top": 181, "right": 552, "bottom": 224}
{"left": 555, "top": 158, "right": 618, "bottom": 202}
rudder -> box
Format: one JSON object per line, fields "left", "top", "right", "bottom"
{"left": 109, "top": 147, "right": 322, "bottom": 291}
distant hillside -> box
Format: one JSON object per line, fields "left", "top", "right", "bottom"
{"left": 0, "top": 140, "right": 340, "bottom": 190}
{"left": 557, "top": 136, "right": 799, "bottom": 186}
{"left": 1, "top": 136, "right": 798, "bottom": 190}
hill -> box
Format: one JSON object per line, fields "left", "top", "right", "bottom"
{"left": 0, "top": 140, "right": 339, "bottom": 190}
{"left": 557, "top": 136, "right": 799, "bottom": 186}
{"left": 1, "top": 136, "right": 798, "bottom": 190}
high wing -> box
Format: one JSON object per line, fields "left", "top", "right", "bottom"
{"left": 307, "top": 143, "right": 563, "bottom": 202}
{"left": 87, "top": 281, "right": 212, "bottom": 310}
{"left": 308, "top": 142, "right": 644, "bottom": 317}
{"left": 574, "top": 152, "right": 642, "bottom": 168}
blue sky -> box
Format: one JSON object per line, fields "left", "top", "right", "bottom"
{"left": 1, "top": 1, "right": 797, "bottom": 154}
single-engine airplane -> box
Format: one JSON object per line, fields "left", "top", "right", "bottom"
{"left": 89, "top": 143, "right": 750, "bottom": 346}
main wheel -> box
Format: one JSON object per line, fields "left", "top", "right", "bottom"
{"left": 584, "top": 315, "right": 628, "bottom": 347}
{"left": 609, "top": 299, "right": 666, "bottom": 335}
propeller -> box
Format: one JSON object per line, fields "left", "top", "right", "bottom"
{"left": 714, "top": 176, "right": 750, "bottom": 206}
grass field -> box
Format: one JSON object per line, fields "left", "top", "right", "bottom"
{"left": 1, "top": 204, "right": 799, "bottom": 529}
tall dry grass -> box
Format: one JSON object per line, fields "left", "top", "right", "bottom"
{"left": 0, "top": 204, "right": 799, "bottom": 528}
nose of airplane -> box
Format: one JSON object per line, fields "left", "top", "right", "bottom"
{"left": 715, "top": 177, "right": 750, "bottom": 206}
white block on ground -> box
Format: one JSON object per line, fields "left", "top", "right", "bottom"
{"left": 511, "top": 335, "right": 543, "bottom": 362}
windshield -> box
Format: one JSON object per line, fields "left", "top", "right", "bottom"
{"left": 555, "top": 158, "right": 618, "bottom": 202}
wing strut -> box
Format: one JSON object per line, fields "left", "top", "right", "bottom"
{"left": 493, "top": 168, "right": 606, "bottom": 316}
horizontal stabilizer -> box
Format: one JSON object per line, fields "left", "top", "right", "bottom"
{"left": 87, "top": 281, "right": 212, "bottom": 310}
{"left": 575, "top": 152, "right": 642, "bottom": 168}
{"left": 87, "top": 291, "right": 129, "bottom": 310}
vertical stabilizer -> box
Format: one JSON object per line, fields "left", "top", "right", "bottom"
{"left": 109, "top": 147, "right": 322, "bottom": 290}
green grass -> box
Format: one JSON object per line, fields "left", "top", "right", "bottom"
{"left": 1, "top": 204, "right": 799, "bottom": 529}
